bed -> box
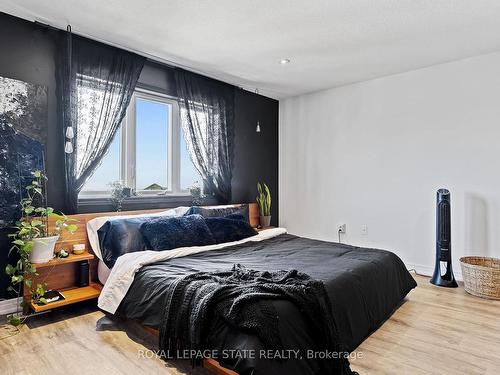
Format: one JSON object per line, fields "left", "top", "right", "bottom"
{"left": 83, "top": 204, "right": 416, "bottom": 375}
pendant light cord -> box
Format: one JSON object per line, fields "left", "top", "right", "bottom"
{"left": 65, "top": 25, "right": 74, "bottom": 154}
{"left": 67, "top": 24, "right": 72, "bottom": 119}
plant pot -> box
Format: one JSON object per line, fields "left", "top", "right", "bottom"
{"left": 260, "top": 215, "right": 271, "bottom": 228}
{"left": 29, "top": 235, "right": 59, "bottom": 264}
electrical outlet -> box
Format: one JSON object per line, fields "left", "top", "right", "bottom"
{"left": 338, "top": 224, "right": 346, "bottom": 234}
{"left": 361, "top": 224, "right": 368, "bottom": 235}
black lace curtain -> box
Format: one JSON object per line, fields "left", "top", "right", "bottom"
{"left": 58, "top": 34, "right": 145, "bottom": 212}
{"left": 58, "top": 31, "right": 235, "bottom": 210}
{"left": 175, "top": 70, "right": 235, "bottom": 203}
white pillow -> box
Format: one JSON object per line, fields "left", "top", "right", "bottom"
{"left": 86, "top": 206, "right": 190, "bottom": 261}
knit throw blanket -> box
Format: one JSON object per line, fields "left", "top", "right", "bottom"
{"left": 159, "top": 264, "right": 354, "bottom": 374}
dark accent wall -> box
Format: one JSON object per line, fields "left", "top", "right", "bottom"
{"left": 233, "top": 89, "right": 279, "bottom": 226}
{"left": 0, "top": 228, "right": 17, "bottom": 300}
{"left": 0, "top": 14, "right": 62, "bottom": 300}
{"left": 0, "top": 13, "right": 65, "bottom": 212}
{"left": 0, "top": 12, "right": 279, "bottom": 299}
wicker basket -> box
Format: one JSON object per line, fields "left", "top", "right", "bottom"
{"left": 459, "top": 256, "right": 500, "bottom": 300}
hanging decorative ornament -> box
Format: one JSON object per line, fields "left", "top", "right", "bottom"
{"left": 65, "top": 126, "right": 74, "bottom": 139}
{"left": 256, "top": 121, "right": 261, "bottom": 133}
{"left": 65, "top": 141, "right": 74, "bottom": 154}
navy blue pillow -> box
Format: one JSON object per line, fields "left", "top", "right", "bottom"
{"left": 98, "top": 216, "right": 160, "bottom": 269}
{"left": 140, "top": 214, "right": 215, "bottom": 251}
{"left": 205, "top": 215, "right": 258, "bottom": 244}
{"left": 186, "top": 205, "right": 250, "bottom": 223}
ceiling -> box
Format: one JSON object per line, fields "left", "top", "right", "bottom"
{"left": 2, "top": 0, "right": 500, "bottom": 99}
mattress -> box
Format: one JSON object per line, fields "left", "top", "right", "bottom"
{"left": 117, "top": 233, "right": 416, "bottom": 375}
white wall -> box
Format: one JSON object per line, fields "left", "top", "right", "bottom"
{"left": 279, "top": 51, "right": 500, "bottom": 278}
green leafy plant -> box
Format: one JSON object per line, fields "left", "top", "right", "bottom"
{"left": 5, "top": 170, "right": 77, "bottom": 326}
{"left": 108, "top": 180, "right": 130, "bottom": 212}
{"left": 256, "top": 182, "right": 271, "bottom": 216}
{"left": 189, "top": 181, "right": 205, "bottom": 206}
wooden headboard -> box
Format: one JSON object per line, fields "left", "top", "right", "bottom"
{"left": 36, "top": 203, "right": 259, "bottom": 292}
{"left": 52, "top": 202, "right": 259, "bottom": 255}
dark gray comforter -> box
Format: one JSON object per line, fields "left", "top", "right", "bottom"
{"left": 117, "top": 233, "right": 416, "bottom": 374}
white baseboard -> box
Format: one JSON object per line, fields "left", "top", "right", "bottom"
{"left": 0, "top": 298, "right": 21, "bottom": 315}
{"left": 405, "top": 262, "right": 463, "bottom": 281}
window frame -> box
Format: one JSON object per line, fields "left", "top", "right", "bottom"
{"left": 79, "top": 87, "right": 193, "bottom": 199}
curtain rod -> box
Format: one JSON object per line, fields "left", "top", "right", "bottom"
{"left": 33, "top": 19, "right": 265, "bottom": 95}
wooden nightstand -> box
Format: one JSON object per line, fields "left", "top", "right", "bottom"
{"left": 25, "top": 251, "right": 102, "bottom": 312}
{"left": 24, "top": 217, "right": 101, "bottom": 313}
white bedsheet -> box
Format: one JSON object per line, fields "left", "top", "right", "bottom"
{"left": 98, "top": 227, "right": 287, "bottom": 314}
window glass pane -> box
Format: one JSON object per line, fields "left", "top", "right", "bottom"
{"left": 180, "top": 129, "right": 201, "bottom": 190}
{"left": 81, "top": 128, "right": 121, "bottom": 192}
{"left": 136, "top": 98, "right": 169, "bottom": 191}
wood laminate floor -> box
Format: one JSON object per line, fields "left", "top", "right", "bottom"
{"left": 0, "top": 274, "right": 498, "bottom": 375}
{"left": 350, "top": 274, "right": 500, "bottom": 374}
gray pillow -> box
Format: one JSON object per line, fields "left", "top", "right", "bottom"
{"left": 187, "top": 204, "right": 250, "bottom": 223}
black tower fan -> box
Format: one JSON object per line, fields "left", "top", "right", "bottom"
{"left": 430, "top": 189, "right": 458, "bottom": 287}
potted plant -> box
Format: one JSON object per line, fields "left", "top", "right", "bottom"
{"left": 190, "top": 181, "right": 206, "bottom": 206}
{"left": 5, "top": 170, "right": 77, "bottom": 325}
{"left": 108, "top": 180, "right": 131, "bottom": 212}
{"left": 256, "top": 182, "right": 272, "bottom": 228}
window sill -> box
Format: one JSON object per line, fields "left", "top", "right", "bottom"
{"left": 77, "top": 194, "right": 203, "bottom": 214}
{"left": 79, "top": 192, "right": 190, "bottom": 200}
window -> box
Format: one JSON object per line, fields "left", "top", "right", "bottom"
{"left": 82, "top": 127, "right": 121, "bottom": 192}
{"left": 80, "top": 89, "right": 201, "bottom": 197}
{"left": 134, "top": 97, "right": 170, "bottom": 192}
